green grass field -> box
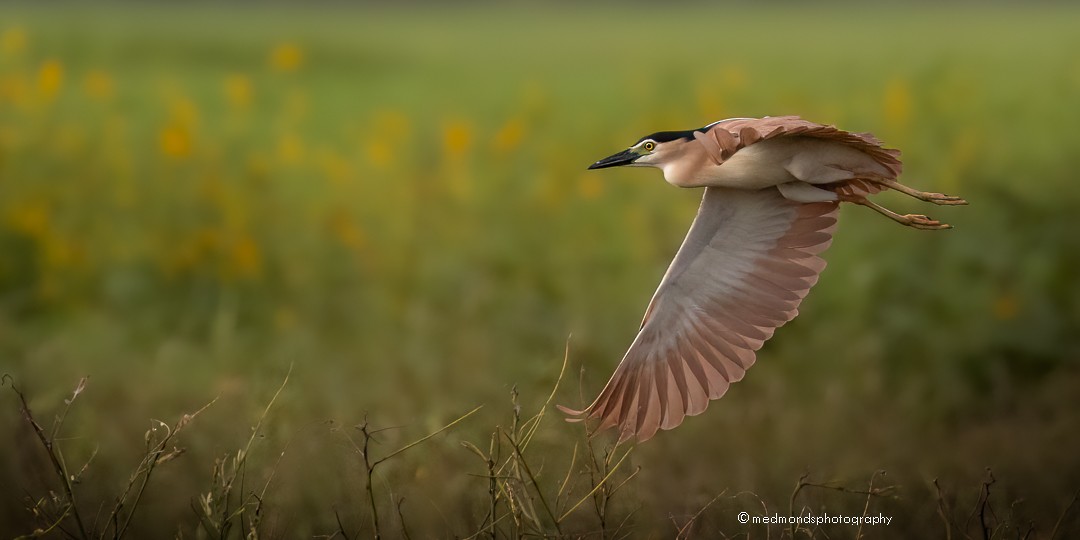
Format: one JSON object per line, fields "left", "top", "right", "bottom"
{"left": 2, "top": 3, "right": 1080, "bottom": 537}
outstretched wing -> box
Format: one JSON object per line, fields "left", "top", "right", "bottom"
{"left": 561, "top": 187, "right": 838, "bottom": 442}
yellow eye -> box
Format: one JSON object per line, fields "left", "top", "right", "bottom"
{"left": 643, "top": 141, "right": 656, "bottom": 152}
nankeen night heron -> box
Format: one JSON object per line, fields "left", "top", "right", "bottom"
{"left": 559, "top": 116, "right": 966, "bottom": 442}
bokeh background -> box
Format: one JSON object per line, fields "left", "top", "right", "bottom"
{"left": 2, "top": 2, "right": 1079, "bottom": 537}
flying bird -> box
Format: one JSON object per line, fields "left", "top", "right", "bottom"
{"left": 560, "top": 116, "right": 965, "bottom": 442}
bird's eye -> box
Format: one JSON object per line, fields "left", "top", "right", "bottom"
{"left": 643, "top": 141, "right": 656, "bottom": 152}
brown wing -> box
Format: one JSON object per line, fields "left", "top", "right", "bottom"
{"left": 560, "top": 187, "right": 838, "bottom": 442}
{"left": 697, "top": 116, "right": 903, "bottom": 182}
{"left": 695, "top": 116, "right": 898, "bottom": 174}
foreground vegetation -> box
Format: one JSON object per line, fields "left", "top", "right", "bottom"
{"left": 10, "top": 372, "right": 1078, "bottom": 539}
{"left": 2, "top": 3, "right": 1079, "bottom": 537}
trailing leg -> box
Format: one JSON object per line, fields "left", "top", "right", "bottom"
{"left": 865, "top": 177, "right": 967, "bottom": 206}
{"left": 838, "top": 193, "right": 952, "bottom": 230}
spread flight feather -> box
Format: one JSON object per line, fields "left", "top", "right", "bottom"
{"left": 560, "top": 187, "right": 838, "bottom": 442}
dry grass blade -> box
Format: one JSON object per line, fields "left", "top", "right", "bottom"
{"left": 785, "top": 471, "right": 896, "bottom": 539}
{"left": 516, "top": 337, "right": 571, "bottom": 451}
{"left": 606, "top": 465, "right": 640, "bottom": 500}
{"left": 1050, "top": 486, "right": 1080, "bottom": 540}
{"left": 501, "top": 427, "right": 563, "bottom": 535}
{"left": 355, "top": 405, "right": 482, "bottom": 539}
{"left": 855, "top": 470, "right": 887, "bottom": 540}
{"left": 788, "top": 472, "right": 811, "bottom": 539}
{"left": 934, "top": 478, "right": 955, "bottom": 540}
{"left": 190, "top": 366, "right": 289, "bottom": 539}
{"left": 460, "top": 437, "right": 500, "bottom": 539}
{"left": 241, "top": 364, "right": 293, "bottom": 461}
{"left": 395, "top": 498, "right": 412, "bottom": 540}
{"left": 557, "top": 446, "right": 632, "bottom": 522}
{"left": 373, "top": 405, "right": 482, "bottom": 467}
{"left": 5, "top": 375, "right": 91, "bottom": 539}
{"left": 675, "top": 491, "right": 725, "bottom": 540}
{"left": 107, "top": 397, "right": 218, "bottom": 540}
{"left": 964, "top": 468, "right": 996, "bottom": 540}
{"left": 5, "top": 374, "right": 218, "bottom": 540}
{"left": 555, "top": 442, "right": 579, "bottom": 512}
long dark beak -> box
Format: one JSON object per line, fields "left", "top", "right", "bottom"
{"left": 588, "top": 149, "right": 638, "bottom": 170}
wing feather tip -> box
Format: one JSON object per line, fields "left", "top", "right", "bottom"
{"left": 557, "top": 403, "right": 592, "bottom": 423}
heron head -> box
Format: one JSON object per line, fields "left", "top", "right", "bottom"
{"left": 588, "top": 130, "right": 697, "bottom": 171}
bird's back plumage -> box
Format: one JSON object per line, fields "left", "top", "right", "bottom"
{"left": 696, "top": 116, "right": 902, "bottom": 177}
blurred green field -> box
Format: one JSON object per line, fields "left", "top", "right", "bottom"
{"left": 2, "top": 3, "right": 1080, "bottom": 537}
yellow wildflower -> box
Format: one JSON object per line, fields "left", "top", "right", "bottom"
{"left": 224, "top": 74, "right": 252, "bottom": 108}
{"left": 0, "top": 73, "right": 29, "bottom": 106}
{"left": 366, "top": 139, "right": 394, "bottom": 169}
{"left": 168, "top": 95, "right": 199, "bottom": 127}
{"left": 578, "top": 173, "right": 604, "bottom": 200}
{"left": 42, "top": 232, "right": 79, "bottom": 271}
{"left": 277, "top": 133, "right": 305, "bottom": 165}
{"left": 160, "top": 125, "right": 192, "bottom": 158}
{"left": 330, "top": 212, "right": 367, "bottom": 251}
{"left": 492, "top": 118, "right": 525, "bottom": 154}
{"left": 374, "top": 109, "right": 411, "bottom": 140}
{"left": 38, "top": 60, "right": 63, "bottom": 100}
{"left": 364, "top": 109, "right": 411, "bottom": 169}
{"left": 883, "top": 78, "right": 912, "bottom": 130}
{"left": 1, "top": 27, "right": 26, "bottom": 57}
{"left": 317, "top": 148, "right": 352, "bottom": 185}
{"left": 225, "top": 234, "right": 262, "bottom": 279}
{"left": 7, "top": 201, "right": 50, "bottom": 238}
{"left": 83, "top": 70, "right": 113, "bottom": 101}
{"left": 443, "top": 120, "right": 472, "bottom": 159}
{"left": 270, "top": 42, "right": 303, "bottom": 72}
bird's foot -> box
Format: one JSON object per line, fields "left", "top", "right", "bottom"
{"left": 922, "top": 192, "right": 968, "bottom": 206}
{"left": 839, "top": 192, "right": 956, "bottom": 230}
{"left": 902, "top": 214, "right": 952, "bottom": 230}
{"left": 868, "top": 178, "right": 969, "bottom": 206}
